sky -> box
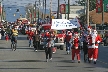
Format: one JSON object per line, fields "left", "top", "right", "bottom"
{"left": 2, "top": 0, "right": 78, "bottom": 11}
{"left": 2, "top": 0, "right": 78, "bottom": 22}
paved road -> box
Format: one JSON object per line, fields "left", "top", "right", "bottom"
{"left": 0, "top": 35, "right": 108, "bottom": 72}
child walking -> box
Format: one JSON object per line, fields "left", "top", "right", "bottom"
{"left": 45, "top": 38, "right": 54, "bottom": 62}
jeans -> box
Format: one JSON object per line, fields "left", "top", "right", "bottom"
{"left": 45, "top": 47, "right": 52, "bottom": 59}
{"left": 66, "top": 42, "right": 71, "bottom": 52}
{"left": 11, "top": 36, "right": 17, "bottom": 47}
{"left": 34, "top": 41, "right": 39, "bottom": 50}
{"left": 29, "top": 39, "right": 32, "bottom": 46}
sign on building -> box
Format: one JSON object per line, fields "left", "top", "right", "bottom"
{"left": 104, "top": 0, "right": 108, "bottom": 12}
{"left": 59, "top": 4, "right": 65, "bottom": 14}
{"left": 96, "top": 0, "right": 103, "bottom": 13}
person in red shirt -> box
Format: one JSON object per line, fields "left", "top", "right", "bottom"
{"left": 27, "top": 30, "right": 34, "bottom": 47}
{"left": 65, "top": 31, "right": 72, "bottom": 54}
{"left": 71, "top": 32, "right": 81, "bottom": 63}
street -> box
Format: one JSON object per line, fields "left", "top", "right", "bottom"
{"left": 0, "top": 35, "right": 108, "bottom": 72}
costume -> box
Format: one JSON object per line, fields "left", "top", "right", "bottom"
{"left": 88, "top": 29, "right": 102, "bottom": 64}
{"left": 71, "top": 32, "right": 80, "bottom": 63}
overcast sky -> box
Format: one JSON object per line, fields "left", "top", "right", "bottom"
{"left": 2, "top": 0, "right": 78, "bottom": 10}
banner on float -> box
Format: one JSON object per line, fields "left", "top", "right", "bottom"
{"left": 51, "top": 19, "right": 77, "bottom": 30}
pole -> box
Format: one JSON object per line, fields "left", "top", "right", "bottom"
{"left": 35, "top": 1, "right": 37, "bottom": 21}
{"left": 102, "top": 3, "right": 104, "bottom": 30}
{"left": 64, "top": 0, "right": 66, "bottom": 19}
{"left": 38, "top": 0, "right": 40, "bottom": 24}
{"left": 57, "top": 0, "right": 59, "bottom": 19}
{"left": 87, "top": 0, "right": 89, "bottom": 26}
{"left": 67, "top": 0, "right": 70, "bottom": 20}
{"left": 85, "top": 0, "right": 87, "bottom": 25}
{"left": 45, "top": 0, "right": 46, "bottom": 18}
{"left": 0, "top": 2, "right": 2, "bottom": 22}
{"left": 50, "top": 0, "right": 52, "bottom": 19}
{"left": 43, "top": 0, "right": 44, "bottom": 19}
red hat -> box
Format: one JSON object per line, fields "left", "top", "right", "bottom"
{"left": 87, "top": 26, "right": 92, "bottom": 31}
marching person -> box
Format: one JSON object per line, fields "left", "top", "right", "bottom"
{"left": 88, "top": 29, "right": 102, "bottom": 64}
{"left": 87, "top": 26, "right": 93, "bottom": 62}
{"left": 71, "top": 32, "right": 81, "bottom": 63}
{"left": 33, "top": 30, "right": 40, "bottom": 52}
{"left": 27, "top": 30, "right": 34, "bottom": 47}
{"left": 45, "top": 38, "right": 54, "bottom": 62}
{"left": 82, "top": 32, "right": 88, "bottom": 62}
{"left": 65, "top": 31, "right": 72, "bottom": 54}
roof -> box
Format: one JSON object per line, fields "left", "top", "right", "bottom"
{"left": 89, "top": 9, "right": 108, "bottom": 24}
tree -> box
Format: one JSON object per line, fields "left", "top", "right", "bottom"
{"left": 75, "top": 0, "right": 96, "bottom": 11}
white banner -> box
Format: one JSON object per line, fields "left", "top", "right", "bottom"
{"left": 51, "top": 19, "right": 77, "bottom": 30}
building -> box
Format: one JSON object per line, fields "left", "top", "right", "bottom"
{"left": 89, "top": 9, "right": 108, "bottom": 24}
{"left": 60, "top": 5, "right": 85, "bottom": 19}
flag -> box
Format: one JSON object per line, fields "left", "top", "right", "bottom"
{"left": 70, "top": 17, "right": 81, "bottom": 28}
{"left": 96, "top": 0, "right": 103, "bottom": 13}
{"left": 103, "top": 0, "right": 108, "bottom": 12}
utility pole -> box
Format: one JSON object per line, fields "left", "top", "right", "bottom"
{"left": 57, "top": 0, "right": 59, "bottom": 19}
{"left": 67, "top": 0, "right": 70, "bottom": 20}
{"left": 35, "top": 1, "right": 37, "bottom": 21}
{"left": 102, "top": 2, "right": 104, "bottom": 30}
{"left": 45, "top": 0, "right": 46, "bottom": 18}
{"left": 87, "top": 0, "right": 89, "bottom": 26}
{"left": 38, "top": 0, "right": 40, "bottom": 24}
{"left": 43, "top": 0, "right": 44, "bottom": 19}
{"left": 50, "top": 0, "right": 52, "bottom": 19}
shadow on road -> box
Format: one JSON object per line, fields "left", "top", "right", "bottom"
{"left": 0, "top": 68, "right": 45, "bottom": 69}
{"left": 3, "top": 60, "right": 44, "bottom": 62}
{"left": 84, "top": 66, "right": 96, "bottom": 68}
{"left": 57, "top": 65, "right": 77, "bottom": 67}
{"left": 56, "top": 60, "right": 72, "bottom": 63}
{"left": 0, "top": 47, "right": 34, "bottom": 50}
{"left": 53, "top": 57, "right": 64, "bottom": 59}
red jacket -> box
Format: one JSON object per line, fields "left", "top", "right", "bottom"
{"left": 73, "top": 37, "right": 79, "bottom": 47}
{"left": 88, "top": 34, "right": 102, "bottom": 48}
{"left": 94, "top": 35, "right": 102, "bottom": 48}
{"left": 28, "top": 31, "right": 34, "bottom": 40}
{"left": 65, "top": 35, "right": 71, "bottom": 42}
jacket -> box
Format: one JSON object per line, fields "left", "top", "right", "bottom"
{"left": 88, "top": 34, "right": 102, "bottom": 48}
{"left": 12, "top": 29, "right": 18, "bottom": 36}
{"left": 28, "top": 31, "right": 34, "bottom": 40}
{"left": 72, "top": 37, "right": 80, "bottom": 49}
{"left": 33, "top": 34, "right": 40, "bottom": 42}
{"left": 46, "top": 40, "right": 54, "bottom": 47}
